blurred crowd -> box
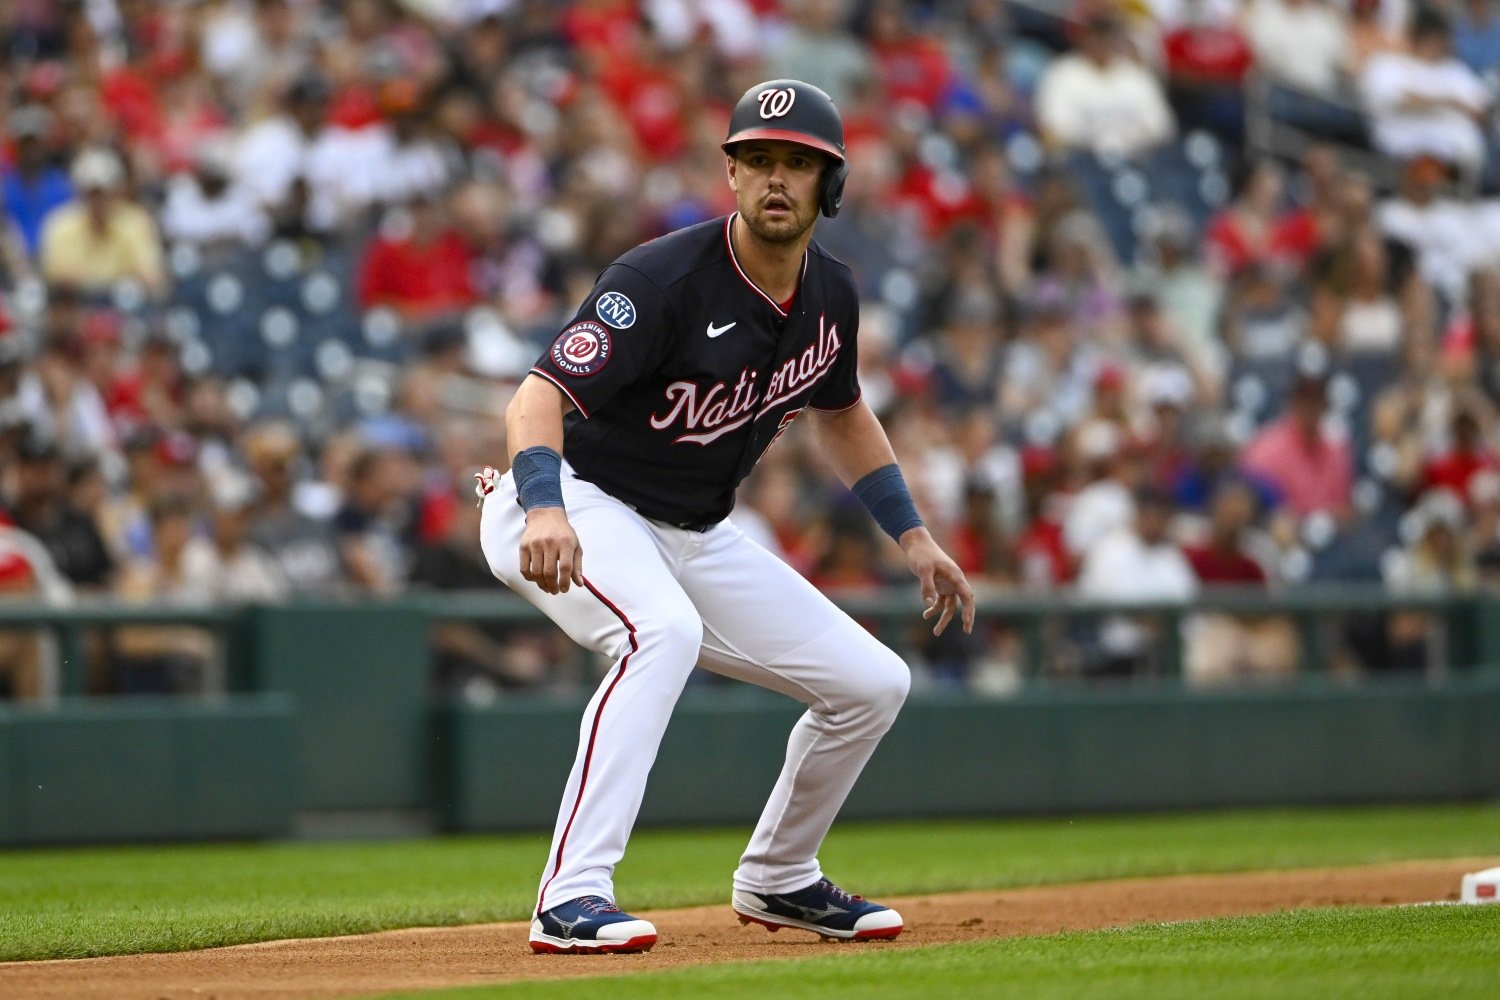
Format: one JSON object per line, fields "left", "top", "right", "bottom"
{"left": 3, "top": 0, "right": 1500, "bottom": 699}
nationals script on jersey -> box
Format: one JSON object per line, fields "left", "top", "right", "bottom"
{"left": 530, "top": 214, "right": 862, "bottom": 528}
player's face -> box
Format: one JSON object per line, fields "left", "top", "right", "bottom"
{"left": 728, "top": 141, "right": 826, "bottom": 244}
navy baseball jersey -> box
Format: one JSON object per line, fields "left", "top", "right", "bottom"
{"left": 530, "top": 214, "right": 861, "bottom": 527}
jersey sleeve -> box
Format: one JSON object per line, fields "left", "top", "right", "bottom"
{"left": 807, "top": 305, "right": 861, "bottom": 412}
{"left": 529, "top": 264, "right": 672, "bottom": 418}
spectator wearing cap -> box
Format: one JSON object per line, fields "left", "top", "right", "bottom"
{"left": 38, "top": 147, "right": 167, "bottom": 298}
{"left": 4, "top": 436, "right": 114, "bottom": 591}
{"left": 1361, "top": 9, "right": 1490, "bottom": 179}
{"left": 1240, "top": 372, "right": 1354, "bottom": 519}
{"left": 1035, "top": 10, "right": 1176, "bottom": 159}
{"left": 243, "top": 422, "right": 344, "bottom": 595}
{"left": 1075, "top": 486, "right": 1198, "bottom": 677}
{"left": 2, "top": 105, "right": 72, "bottom": 256}
{"left": 1244, "top": 0, "right": 1349, "bottom": 97}
{"left": 1180, "top": 480, "right": 1298, "bottom": 686}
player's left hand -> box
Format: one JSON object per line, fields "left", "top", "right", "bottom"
{"left": 898, "top": 527, "right": 975, "bottom": 636}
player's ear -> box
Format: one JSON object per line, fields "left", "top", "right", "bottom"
{"left": 726, "top": 153, "right": 738, "bottom": 192}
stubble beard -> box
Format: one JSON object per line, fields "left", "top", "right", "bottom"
{"left": 740, "top": 200, "right": 816, "bottom": 245}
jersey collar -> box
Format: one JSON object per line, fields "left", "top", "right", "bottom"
{"left": 723, "top": 213, "right": 808, "bottom": 319}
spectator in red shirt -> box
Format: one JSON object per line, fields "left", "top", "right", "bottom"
{"left": 1422, "top": 407, "right": 1499, "bottom": 504}
{"left": 358, "top": 193, "right": 478, "bottom": 322}
{"left": 865, "top": 0, "right": 952, "bottom": 111}
{"left": 1204, "top": 160, "right": 1320, "bottom": 278}
{"left": 1182, "top": 481, "right": 1297, "bottom": 685}
{"left": 1163, "top": 0, "right": 1255, "bottom": 143}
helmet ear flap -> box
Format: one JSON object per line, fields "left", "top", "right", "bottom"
{"left": 821, "top": 159, "right": 848, "bottom": 218}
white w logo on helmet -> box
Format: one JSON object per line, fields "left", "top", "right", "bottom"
{"left": 757, "top": 87, "right": 797, "bottom": 119}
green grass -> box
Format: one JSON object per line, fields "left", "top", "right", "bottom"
{"left": 378, "top": 904, "right": 1500, "bottom": 1000}
{"left": 2, "top": 804, "right": 1497, "bottom": 962}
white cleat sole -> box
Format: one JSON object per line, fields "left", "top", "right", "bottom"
{"left": 731, "top": 890, "right": 904, "bottom": 941}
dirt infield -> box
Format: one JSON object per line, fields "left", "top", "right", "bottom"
{"left": 2, "top": 858, "right": 1487, "bottom": 1000}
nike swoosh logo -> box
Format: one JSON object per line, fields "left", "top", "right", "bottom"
{"left": 707, "top": 321, "right": 737, "bottom": 339}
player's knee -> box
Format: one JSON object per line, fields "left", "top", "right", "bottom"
{"left": 844, "top": 646, "right": 909, "bottom": 728}
{"left": 638, "top": 604, "right": 703, "bottom": 668}
{"left": 867, "top": 650, "right": 911, "bottom": 720}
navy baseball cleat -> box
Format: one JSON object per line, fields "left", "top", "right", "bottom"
{"left": 732, "top": 878, "right": 904, "bottom": 941}
{"left": 529, "top": 896, "right": 658, "bottom": 954}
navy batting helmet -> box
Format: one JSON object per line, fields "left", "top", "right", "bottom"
{"left": 722, "top": 79, "right": 848, "bottom": 219}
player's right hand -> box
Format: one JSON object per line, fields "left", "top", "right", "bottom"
{"left": 519, "top": 508, "right": 584, "bottom": 595}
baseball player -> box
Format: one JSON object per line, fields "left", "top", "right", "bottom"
{"left": 477, "top": 79, "right": 975, "bottom": 954}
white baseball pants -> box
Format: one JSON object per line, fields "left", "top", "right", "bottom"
{"left": 479, "top": 468, "right": 910, "bottom": 913}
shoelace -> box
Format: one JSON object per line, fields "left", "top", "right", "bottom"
{"left": 817, "top": 879, "right": 864, "bottom": 904}
{"left": 578, "top": 896, "right": 622, "bottom": 915}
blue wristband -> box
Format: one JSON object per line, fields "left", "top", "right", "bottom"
{"left": 852, "top": 464, "right": 923, "bottom": 543}
{"left": 512, "top": 446, "right": 564, "bottom": 512}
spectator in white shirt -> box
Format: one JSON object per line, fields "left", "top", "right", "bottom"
{"left": 234, "top": 75, "right": 372, "bottom": 234}
{"left": 161, "top": 141, "right": 270, "bottom": 251}
{"left": 1378, "top": 155, "right": 1476, "bottom": 302}
{"left": 1035, "top": 12, "right": 1176, "bottom": 159}
{"left": 1360, "top": 9, "right": 1490, "bottom": 177}
{"left": 1064, "top": 419, "right": 1135, "bottom": 558}
{"left": 1076, "top": 486, "right": 1198, "bottom": 676}
{"left": 1244, "top": 0, "right": 1349, "bottom": 96}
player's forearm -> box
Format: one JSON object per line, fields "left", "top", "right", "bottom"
{"left": 506, "top": 374, "right": 570, "bottom": 462}
{"left": 808, "top": 400, "right": 900, "bottom": 486}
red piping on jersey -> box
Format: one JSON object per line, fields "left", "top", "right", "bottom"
{"left": 723, "top": 214, "right": 807, "bottom": 318}
{"left": 535, "top": 575, "right": 637, "bottom": 916}
{"left": 530, "top": 367, "right": 591, "bottom": 419}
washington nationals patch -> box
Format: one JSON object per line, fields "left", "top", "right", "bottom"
{"left": 550, "top": 320, "right": 612, "bottom": 376}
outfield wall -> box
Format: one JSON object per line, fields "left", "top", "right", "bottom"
{"left": 439, "top": 673, "right": 1500, "bottom": 831}
{"left": 2, "top": 592, "right": 1499, "bottom": 845}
